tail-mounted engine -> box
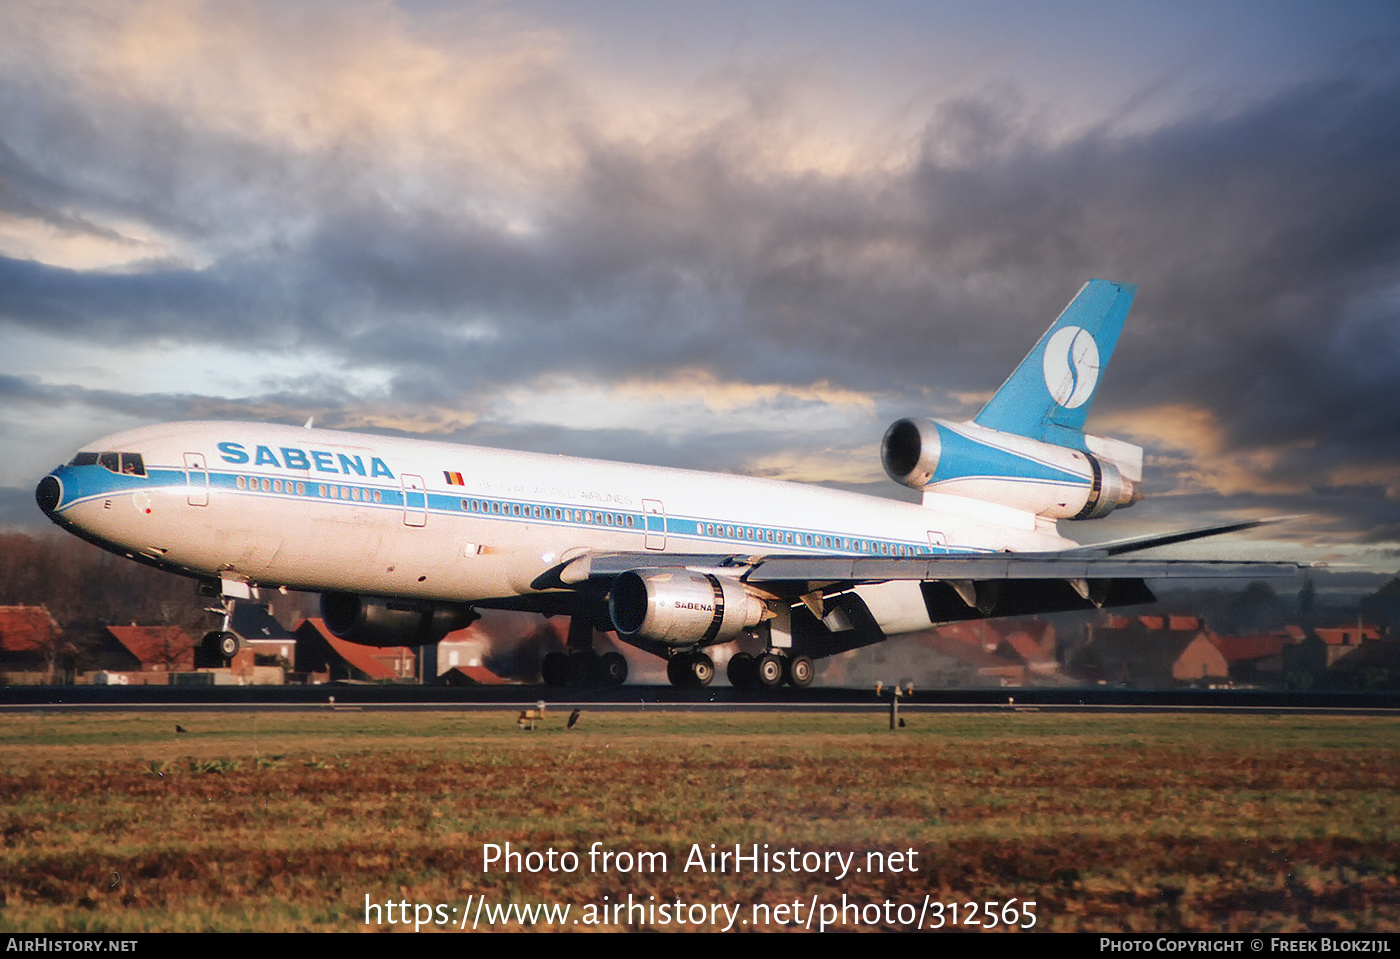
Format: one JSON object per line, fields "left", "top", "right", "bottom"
{"left": 320, "top": 592, "right": 478, "bottom": 647}
{"left": 608, "top": 569, "right": 768, "bottom": 646}
{"left": 881, "top": 417, "right": 1140, "bottom": 520}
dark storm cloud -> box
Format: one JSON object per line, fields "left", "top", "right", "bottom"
{"left": 0, "top": 372, "right": 49, "bottom": 404}
{"left": 0, "top": 370, "right": 350, "bottom": 430}
{"left": 54, "top": 65, "right": 1396, "bottom": 435}
{"left": 865, "top": 74, "right": 1400, "bottom": 420}
{"left": 0, "top": 485, "right": 41, "bottom": 529}
{"left": 3, "top": 5, "right": 1399, "bottom": 552}
{"left": 327, "top": 63, "right": 1386, "bottom": 511}
{"left": 0, "top": 255, "right": 254, "bottom": 337}
{"left": 0, "top": 60, "right": 313, "bottom": 245}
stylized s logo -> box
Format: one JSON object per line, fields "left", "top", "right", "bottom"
{"left": 1042, "top": 326, "right": 1100, "bottom": 409}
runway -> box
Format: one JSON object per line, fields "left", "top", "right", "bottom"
{"left": 2, "top": 683, "right": 1398, "bottom": 713}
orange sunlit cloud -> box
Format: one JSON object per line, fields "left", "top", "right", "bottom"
{"left": 1096, "top": 403, "right": 1315, "bottom": 497}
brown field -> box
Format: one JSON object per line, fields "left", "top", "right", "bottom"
{"left": 0, "top": 707, "right": 1397, "bottom": 932}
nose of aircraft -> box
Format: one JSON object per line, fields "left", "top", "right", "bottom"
{"left": 35, "top": 474, "right": 61, "bottom": 517}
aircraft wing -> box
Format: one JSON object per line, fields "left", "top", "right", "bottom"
{"left": 559, "top": 550, "right": 1298, "bottom": 590}
{"left": 555, "top": 546, "right": 1298, "bottom": 660}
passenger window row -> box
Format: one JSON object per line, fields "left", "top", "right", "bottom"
{"left": 460, "top": 499, "right": 636, "bottom": 528}
{"left": 235, "top": 475, "right": 384, "bottom": 503}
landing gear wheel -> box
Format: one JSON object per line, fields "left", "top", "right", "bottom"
{"left": 754, "top": 652, "right": 784, "bottom": 688}
{"left": 727, "top": 652, "right": 755, "bottom": 689}
{"left": 218, "top": 631, "right": 240, "bottom": 659}
{"left": 596, "top": 651, "right": 628, "bottom": 687}
{"left": 541, "top": 651, "right": 571, "bottom": 686}
{"left": 197, "top": 631, "right": 235, "bottom": 667}
{"left": 200, "top": 630, "right": 241, "bottom": 663}
{"left": 785, "top": 654, "right": 814, "bottom": 688}
{"left": 667, "top": 652, "right": 714, "bottom": 688}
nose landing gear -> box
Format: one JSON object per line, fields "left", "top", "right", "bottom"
{"left": 195, "top": 583, "right": 249, "bottom": 667}
{"left": 198, "top": 629, "right": 242, "bottom": 664}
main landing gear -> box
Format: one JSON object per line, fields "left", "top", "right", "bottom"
{"left": 540, "top": 648, "right": 629, "bottom": 687}
{"left": 662, "top": 649, "right": 814, "bottom": 689}
{"left": 723, "top": 651, "right": 814, "bottom": 689}
{"left": 540, "top": 611, "right": 629, "bottom": 688}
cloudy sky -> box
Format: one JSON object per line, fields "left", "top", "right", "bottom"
{"left": 2, "top": 0, "right": 1398, "bottom": 571}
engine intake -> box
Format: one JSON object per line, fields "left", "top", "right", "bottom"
{"left": 609, "top": 569, "right": 767, "bottom": 646}
{"left": 881, "top": 417, "right": 941, "bottom": 488}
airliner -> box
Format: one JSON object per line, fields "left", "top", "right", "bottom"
{"left": 34, "top": 280, "right": 1290, "bottom": 688}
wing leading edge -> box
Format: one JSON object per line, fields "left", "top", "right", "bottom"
{"left": 562, "top": 550, "right": 1298, "bottom": 588}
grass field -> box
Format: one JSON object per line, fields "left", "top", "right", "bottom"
{"left": 0, "top": 707, "right": 1397, "bottom": 932}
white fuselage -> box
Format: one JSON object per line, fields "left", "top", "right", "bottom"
{"left": 43, "top": 420, "right": 1071, "bottom": 606}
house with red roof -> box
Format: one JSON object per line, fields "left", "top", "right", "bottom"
{"left": 97, "top": 625, "right": 195, "bottom": 672}
{"left": 1210, "top": 633, "right": 1288, "bottom": 683}
{"left": 1072, "top": 616, "right": 1228, "bottom": 686}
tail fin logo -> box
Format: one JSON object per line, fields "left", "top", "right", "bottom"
{"left": 1042, "top": 326, "right": 1100, "bottom": 409}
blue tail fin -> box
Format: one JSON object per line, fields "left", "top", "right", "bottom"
{"left": 973, "top": 279, "right": 1136, "bottom": 446}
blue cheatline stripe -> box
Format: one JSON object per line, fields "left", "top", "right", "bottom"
{"left": 54, "top": 465, "right": 972, "bottom": 558}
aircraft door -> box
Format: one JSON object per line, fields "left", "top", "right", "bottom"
{"left": 183, "top": 453, "right": 209, "bottom": 507}
{"left": 401, "top": 474, "right": 428, "bottom": 527}
{"left": 642, "top": 499, "right": 666, "bottom": 550}
{"left": 927, "top": 530, "right": 946, "bottom": 554}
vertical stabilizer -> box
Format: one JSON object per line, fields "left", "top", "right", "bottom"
{"left": 974, "top": 280, "right": 1137, "bottom": 446}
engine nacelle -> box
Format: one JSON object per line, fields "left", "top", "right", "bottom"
{"left": 320, "top": 592, "right": 478, "bottom": 647}
{"left": 608, "top": 569, "right": 767, "bottom": 646}
{"left": 881, "top": 417, "right": 943, "bottom": 489}
{"left": 881, "top": 417, "right": 1139, "bottom": 520}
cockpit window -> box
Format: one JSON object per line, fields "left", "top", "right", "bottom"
{"left": 84, "top": 452, "right": 147, "bottom": 476}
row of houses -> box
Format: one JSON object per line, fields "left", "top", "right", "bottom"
{"left": 1075, "top": 615, "right": 1392, "bottom": 687}
{"left": 0, "top": 605, "right": 510, "bottom": 686}
{"left": 3, "top": 602, "right": 1398, "bottom": 689}
{"left": 819, "top": 614, "right": 1400, "bottom": 689}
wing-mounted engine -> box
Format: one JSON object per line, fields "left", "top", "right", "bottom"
{"left": 608, "top": 569, "right": 768, "bottom": 647}
{"left": 880, "top": 417, "right": 1141, "bottom": 520}
{"left": 320, "top": 592, "right": 478, "bottom": 647}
